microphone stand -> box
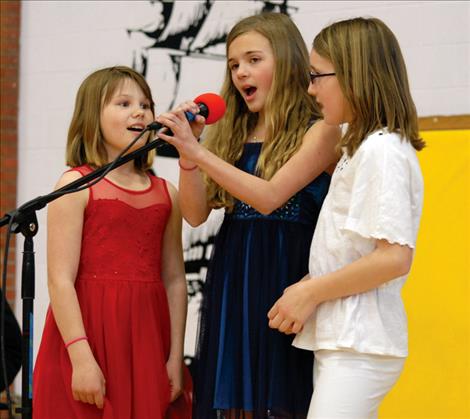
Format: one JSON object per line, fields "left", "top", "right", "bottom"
{"left": 0, "top": 130, "right": 166, "bottom": 418}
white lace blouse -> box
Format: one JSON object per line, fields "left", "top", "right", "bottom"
{"left": 293, "top": 129, "right": 424, "bottom": 357}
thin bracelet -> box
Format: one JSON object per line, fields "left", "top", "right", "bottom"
{"left": 65, "top": 336, "right": 88, "bottom": 349}
{"left": 178, "top": 159, "right": 198, "bottom": 171}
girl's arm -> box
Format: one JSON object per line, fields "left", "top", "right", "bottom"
{"left": 157, "top": 109, "right": 340, "bottom": 216}
{"left": 47, "top": 171, "right": 106, "bottom": 408}
{"left": 268, "top": 240, "right": 413, "bottom": 334}
{"left": 178, "top": 162, "right": 212, "bottom": 227}
{"left": 160, "top": 104, "right": 212, "bottom": 227}
{"left": 160, "top": 182, "right": 188, "bottom": 402}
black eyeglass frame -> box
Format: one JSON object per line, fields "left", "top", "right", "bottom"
{"left": 309, "top": 71, "right": 336, "bottom": 84}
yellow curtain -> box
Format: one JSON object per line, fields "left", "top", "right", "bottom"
{"left": 381, "top": 130, "right": 470, "bottom": 418}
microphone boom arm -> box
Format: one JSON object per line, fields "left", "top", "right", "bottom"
{"left": 0, "top": 135, "right": 166, "bottom": 228}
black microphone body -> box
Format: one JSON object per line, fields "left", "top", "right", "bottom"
{"left": 146, "top": 104, "right": 208, "bottom": 132}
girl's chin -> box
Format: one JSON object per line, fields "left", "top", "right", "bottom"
{"left": 245, "top": 101, "right": 263, "bottom": 113}
{"left": 130, "top": 132, "right": 150, "bottom": 142}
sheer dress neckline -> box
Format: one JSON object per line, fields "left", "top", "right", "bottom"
{"left": 85, "top": 164, "right": 152, "bottom": 194}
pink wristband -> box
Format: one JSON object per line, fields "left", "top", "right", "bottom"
{"left": 178, "top": 159, "right": 198, "bottom": 171}
{"left": 65, "top": 336, "right": 88, "bottom": 349}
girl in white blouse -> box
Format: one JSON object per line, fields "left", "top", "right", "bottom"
{"left": 268, "top": 17, "right": 425, "bottom": 418}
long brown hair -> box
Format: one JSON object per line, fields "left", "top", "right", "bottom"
{"left": 204, "top": 13, "right": 320, "bottom": 209}
{"left": 313, "top": 17, "right": 425, "bottom": 156}
{"left": 66, "top": 66, "right": 156, "bottom": 171}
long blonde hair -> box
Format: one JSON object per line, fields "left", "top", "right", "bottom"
{"left": 313, "top": 17, "right": 425, "bottom": 157}
{"left": 204, "top": 13, "right": 320, "bottom": 209}
{"left": 66, "top": 66, "right": 156, "bottom": 171}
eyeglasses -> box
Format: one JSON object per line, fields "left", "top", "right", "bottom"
{"left": 309, "top": 71, "right": 336, "bottom": 84}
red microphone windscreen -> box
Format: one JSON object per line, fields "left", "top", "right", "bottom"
{"left": 194, "top": 93, "right": 226, "bottom": 125}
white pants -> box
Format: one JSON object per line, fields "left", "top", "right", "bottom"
{"left": 307, "top": 350, "right": 405, "bottom": 419}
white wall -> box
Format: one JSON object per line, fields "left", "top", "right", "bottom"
{"left": 14, "top": 0, "right": 469, "bottom": 392}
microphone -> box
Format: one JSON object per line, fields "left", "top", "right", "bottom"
{"left": 147, "top": 92, "right": 226, "bottom": 131}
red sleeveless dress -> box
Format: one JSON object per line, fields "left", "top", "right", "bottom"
{"left": 33, "top": 165, "right": 191, "bottom": 418}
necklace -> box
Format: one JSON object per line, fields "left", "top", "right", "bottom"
{"left": 250, "top": 135, "right": 263, "bottom": 143}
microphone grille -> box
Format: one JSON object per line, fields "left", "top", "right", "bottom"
{"left": 194, "top": 93, "right": 226, "bottom": 124}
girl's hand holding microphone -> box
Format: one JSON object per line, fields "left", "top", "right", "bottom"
{"left": 156, "top": 93, "right": 226, "bottom": 167}
{"left": 156, "top": 101, "right": 206, "bottom": 164}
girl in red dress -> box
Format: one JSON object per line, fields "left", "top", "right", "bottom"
{"left": 33, "top": 66, "right": 191, "bottom": 419}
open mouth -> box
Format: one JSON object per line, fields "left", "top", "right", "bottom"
{"left": 127, "top": 126, "right": 144, "bottom": 132}
{"left": 244, "top": 86, "right": 257, "bottom": 99}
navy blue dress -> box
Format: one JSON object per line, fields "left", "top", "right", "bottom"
{"left": 194, "top": 143, "right": 331, "bottom": 419}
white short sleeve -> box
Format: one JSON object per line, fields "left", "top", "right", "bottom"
{"left": 342, "top": 132, "right": 423, "bottom": 248}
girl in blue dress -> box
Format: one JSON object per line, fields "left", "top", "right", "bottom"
{"left": 157, "top": 13, "right": 340, "bottom": 419}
